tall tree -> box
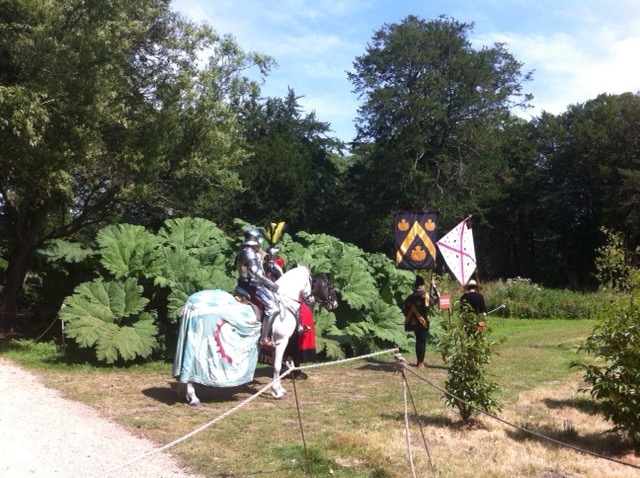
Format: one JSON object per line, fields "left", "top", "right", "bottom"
{"left": 535, "top": 93, "right": 640, "bottom": 288}
{"left": 232, "top": 88, "right": 343, "bottom": 233}
{"left": 345, "top": 15, "right": 532, "bottom": 251}
{"left": 480, "top": 117, "right": 541, "bottom": 280}
{"left": 0, "top": 0, "right": 272, "bottom": 326}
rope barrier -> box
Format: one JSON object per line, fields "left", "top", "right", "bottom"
{"left": 96, "top": 347, "right": 399, "bottom": 477}
{"left": 290, "top": 363, "right": 313, "bottom": 478}
{"left": 34, "top": 315, "right": 60, "bottom": 342}
{"left": 396, "top": 355, "right": 434, "bottom": 476}
{"left": 402, "top": 373, "right": 417, "bottom": 478}
{"left": 97, "top": 346, "right": 639, "bottom": 476}
{"left": 96, "top": 379, "right": 276, "bottom": 477}
{"left": 397, "top": 356, "right": 640, "bottom": 472}
{"left": 294, "top": 347, "right": 399, "bottom": 373}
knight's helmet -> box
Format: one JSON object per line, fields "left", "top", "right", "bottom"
{"left": 242, "top": 227, "right": 263, "bottom": 248}
{"left": 266, "top": 246, "right": 280, "bottom": 260}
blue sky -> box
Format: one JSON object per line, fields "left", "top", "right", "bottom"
{"left": 172, "top": 0, "right": 640, "bottom": 143}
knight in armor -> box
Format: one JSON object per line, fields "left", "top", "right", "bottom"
{"left": 264, "top": 246, "right": 285, "bottom": 281}
{"left": 236, "top": 227, "right": 280, "bottom": 347}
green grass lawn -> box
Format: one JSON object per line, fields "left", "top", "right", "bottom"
{"left": 485, "top": 318, "right": 597, "bottom": 398}
{"left": 1, "top": 317, "right": 611, "bottom": 478}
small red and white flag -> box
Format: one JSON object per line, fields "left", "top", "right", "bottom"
{"left": 436, "top": 218, "right": 476, "bottom": 285}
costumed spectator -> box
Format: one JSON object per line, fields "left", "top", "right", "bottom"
{"left": 283, "top": 302, "right": 316, "bottom": 379}
{"left": 402, "top": 275, "right": 438, "bottom": 368}
{"left": 235, "top": 227, "right": 280, "bottom": 347}
{"left": 460, "top": 279, "right": 487, "bottom": 334}
{"left": 460, "top": 279, "right": 487, "bottom": 315}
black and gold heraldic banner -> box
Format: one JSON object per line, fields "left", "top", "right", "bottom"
{"left": 394, "top": 211, "right": 438, "bottom": 269}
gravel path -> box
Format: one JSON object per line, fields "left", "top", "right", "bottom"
{"left": 0, "top": 358, "right": 204, "bottom": 478}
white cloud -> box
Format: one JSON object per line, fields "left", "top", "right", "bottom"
{"left": 478, "top": 22, "right": 640, "bottom": 118}
{"left": 172, "top": 0, "right": 640, "bottom": 139}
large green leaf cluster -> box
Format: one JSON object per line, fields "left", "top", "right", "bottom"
{"left": 56, "top": 218, "right": 235, "bottom": 363}
{"left": 53, "top": 218, "right": 415, "bottom": 363}
{"left": 282, "top": 231, "right": 414, "bottom": 357}
{"left": 61, "top": 278, "right": 156, "bottom": 364}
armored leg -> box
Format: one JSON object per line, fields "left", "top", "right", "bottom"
{"left": 258, "top": 288, "right": 279, "bottom": 346}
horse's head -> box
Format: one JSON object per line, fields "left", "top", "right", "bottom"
{"left": 278, "top": 265, "right": 338, "bottom": 311}
{"left": 310, "top": 273, "right": 338, "bottom": 310}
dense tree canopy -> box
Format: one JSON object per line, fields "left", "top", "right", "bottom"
{"left": 344, "top": 15, "right": 532, "bottom": 250}
{"left": 0, "top": 0, "right": 272, "bottom": 324}
{"left": 231, "top": 88, "right": 344, "bottom": 234}
{"left": 533, "top": 93, "right": 640, "bottom": 288}
{"left": 1, "top": 5, "right": 640, "bottom": 335}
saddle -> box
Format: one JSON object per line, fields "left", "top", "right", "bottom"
{"left": 233, "top": 286, "right": 263, "bottom": 322}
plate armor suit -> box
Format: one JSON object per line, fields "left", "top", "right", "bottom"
{"left": 236, "top": 228, "right": 280, "bottom": 346}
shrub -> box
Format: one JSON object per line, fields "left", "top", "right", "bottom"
{"left": 486, "top": 278, "right": 607, "bottom": 320}
{"left": 437, "top": 306, "right": 504, "bottom": 423}
{"left": 594, "top": 227, "right": 634, "bottom": 292}
{"left": 576, "top": 299, "right": 640, "bottom": 447}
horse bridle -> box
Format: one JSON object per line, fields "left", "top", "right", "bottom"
{"left": 308, "top": 274, "right": 336, "bottom": 309}
{"left": 300, "top": 274, "right": 316, "bottom": 307}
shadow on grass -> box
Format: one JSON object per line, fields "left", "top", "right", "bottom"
{"left": 381, "top": 410, "right": 457, "bottom": 429}
{"left": 542, "top": 396, "right": 600, "bottom": 415}
{"left": 143, "top": 381, "right": 263, "bottom": 405}
{"left": 357, "top": 358, "right": 397, "bottom": 373}
{"left": 424, "top": 363, "right": 449, "bottom": 371}
{"left": 356, "top": 356, "right": 448, "bottom": 373}
{"left": 253, "top": 365, "right": 277, "bottom": 379}
{"left": 504, "top": 423, "right": 635, "bottom": 458}
{"left": 142, "top": 382, "right": 185, "bottom": 405}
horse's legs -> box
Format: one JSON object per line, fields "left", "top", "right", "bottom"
{"left": 270, "top": 342, "right": 287, "bottom": 399}
{"left": 178, "top": 382, "right": 201, "bottom": 406}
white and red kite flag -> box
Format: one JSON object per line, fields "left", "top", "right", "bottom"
{"left": 393, "top": 211, "right": 438, "bottom": 269}
{"left": 436, "top": 218, "right": 476, "bottom": 285}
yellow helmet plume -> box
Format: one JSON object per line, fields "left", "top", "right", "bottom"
{"left": 264, "top": 221, "right": 286, "bottom": 245}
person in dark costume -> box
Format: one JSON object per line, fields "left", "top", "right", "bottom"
{"left": 460, "top": 279, "right": 487, "bottom": 315}
{"left": 460, "top": 279, "right": 487, "bottom": 335}
{"left": 402, "top": 275, "right": 438, "bottom": 368}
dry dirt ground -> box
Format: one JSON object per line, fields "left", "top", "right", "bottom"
{"left": 0, "top": 358, "right": 203, "bottom": 478}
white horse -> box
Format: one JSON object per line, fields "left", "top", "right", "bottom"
{"left": 173, "top": 265, "right": 337, "bottom": 404}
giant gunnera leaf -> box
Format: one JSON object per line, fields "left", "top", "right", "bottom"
{"left": 97, "top": 224, "right": 164, "bottom": 279}
{"left": 60, "top": 278, "right": 157, "bottom": 363}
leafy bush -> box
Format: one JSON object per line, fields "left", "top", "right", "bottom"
{"left": 260, "top": 230, "right": 414, "bottom": 357}
{"left": 576, "top": 299, "right": 640, "bottom": 447}
{"left": 50, "top": 218, "right": 414, "bottom": 363}
{"left": 52, "top": 219, "right": 240, "bottom": 363}
{"left": 437, "top": 306, "right": 504, "bottom": 423}
{"left": 486, "top": 278, "right": 606, "bottom": 320}
{"left": 594, "top": 227, "right": 634, "bottom": 292}
{"left": 60, "top": 278, "right": 157, "bottom": 363}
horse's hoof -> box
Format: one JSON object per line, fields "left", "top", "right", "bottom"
{"left": 187, "top": 397, "right": 201, "bottom": 406}
{"left": 271, "top": 390, "right": 287, "bottom": 399}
